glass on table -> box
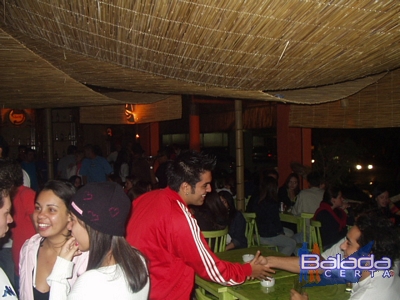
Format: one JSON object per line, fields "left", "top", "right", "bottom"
{"left": 345, "top": 282, "right": 353, "bottom": 292}
{"left": 293, "top": 275, "right": 306, "bottom": 294}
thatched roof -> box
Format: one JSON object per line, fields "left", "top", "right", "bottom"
{"left": 0, "top": 1, "right": 399, "bottom": 108}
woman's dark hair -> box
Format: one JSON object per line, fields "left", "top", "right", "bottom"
{"left": 259, "top": 175, "right": 278, "bottom": 203}
{"left": 0, "top": 158, "right": 17, "bottom": 208}
{"left": 218, "top": 190, "right": 236, "bottom": 223}
{"left": 167, "top": 150, "right": 216, "bottom": 192}
{"left": 84, "top": 224, "right": 148, "bottom": 292}
{"left": 127, "top": 180, "right": 151, "bottom": 201}
{"left": 355, "top": 211, "right": 400, "bottom": 262}
{"left": 68, "top": 175, "right": 82, "bottom": 187}
{"left": 204, "top": 191, "right": 229, "bottom": 227}
{"left": 283, "top": 173, "right": 300, "bottom": 195}
{"left": 41, "top": 180, "right": 76, "bottom": 208}
{"left": 322, "top": 185, "right": 341, "bottom": 205}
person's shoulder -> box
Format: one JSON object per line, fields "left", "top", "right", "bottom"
{"left": 72, "top": 249, "right": 89, "bottom": 263}
{"left": 81, "top": 158, "right": 90, "bottom": 165}
{"left": 26, "top": 233, "right": 41, "bottom": 243}
{"left": 315, "top": 209, "right": 331, "bottom": 219}
{"left": 296, "top": 189, "right": 307, "bottom": 198}
{"left": 135, "top": 189, "right": 175, "bottom": 210}
{"left": 18, "top": 185, "right": 36, "bottom": 196}
{"left": 21, "top": 234, "right": 41, "bottom": 252}
{"left": 0, "top": 268, "right": 17, "bottom": 299}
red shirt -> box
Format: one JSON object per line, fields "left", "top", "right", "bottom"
{"left": 126, "top": 187, "right": 252, "bottom": 300}
{"left": 11, "top": 186, "right": 36, "bottom": 275}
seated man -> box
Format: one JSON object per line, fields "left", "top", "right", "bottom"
{"left": 291, "top": 171, "right": 324, "bottom": 217}
{"left": 265, "top": 211, "right": 400, "bottom": 300}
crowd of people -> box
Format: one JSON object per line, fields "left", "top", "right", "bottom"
{"left": 0, "top": 135, "right": 399, "bottom": 300}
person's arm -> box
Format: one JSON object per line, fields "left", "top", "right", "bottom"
{"left": 47, "top": 238, "right": 85, "bottom": 300}
{"left": 290, "top": 289, "right": 309, "bottom": 300}
{"left": 175, "top": 207, "right": 273, "bottom": 284}
{"left": 266, "top": 256, "right": 302, "bottom": 273}
{"left": 79, "top": 159, "right": 88, "bottom": 184}
{"left": 47, "top": 256, "right": 74, "bottom": 300}
{"left": 265, "top": 238, "right": 346, "bottom": 276}
{"left": 389, "top": 201, "right": 400, "bottom": 216}
{"left": 390, "top": 193, "right": 400, "bottom": 203}
{"left": 227, "top": 212, "right": 248, "bottom": 250}
{"left": 278, "top": 187, "right": 292, "bottom": 208}
{"left": 291, "top": 192, "right": 302, "bottom": 216}
{"left": 103, "top": 158, "right": 114, "bottom": 175}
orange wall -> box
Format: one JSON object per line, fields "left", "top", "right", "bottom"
{"left": 277, "top": 104, "right": 312, "bottom": 188}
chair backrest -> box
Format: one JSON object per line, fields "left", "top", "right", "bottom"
{"left": 242, "top": 212, "right": 260, "bottom": 247}
{"left": 310, "top": 219, "right": 323, "bottom": 251}
{"left": 244, "top": 196, "right": 251, "bottom": 210}
{"left": 202, "top": 227, "right": 228, "bottom": 252}
{"left": 300, "top": 212, "right": 314, "bottom": 248}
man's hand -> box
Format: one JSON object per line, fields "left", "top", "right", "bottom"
{"left": 290, "top": 289, "right": 309, "bottom": 300}
{"left": 249, "top": 251, "right": 275, "bottom": 280}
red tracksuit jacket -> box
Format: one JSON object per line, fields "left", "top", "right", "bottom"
{"left": 126, "top": 187, "right": 252, "bottom": 299}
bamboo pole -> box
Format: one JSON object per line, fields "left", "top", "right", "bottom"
{"left": 45, "top": 108, "right": 54, "bottom": 179}
{"left": 235, "top": 100, "right": 245, "bottom": 211}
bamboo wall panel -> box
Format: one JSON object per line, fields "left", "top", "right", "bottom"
{"left": 80, "top": 96, "right": 182, "bottom": 124}
{"left": 290, "top": 69, "right": 400, "bottom": 128}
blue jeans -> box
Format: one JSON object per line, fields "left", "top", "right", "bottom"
{"left": 260, "top": 234, "right": 297, "bottom": 256}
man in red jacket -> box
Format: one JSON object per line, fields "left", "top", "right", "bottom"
{"left": 126, "top": 150, "right": 273, "bottom": 299}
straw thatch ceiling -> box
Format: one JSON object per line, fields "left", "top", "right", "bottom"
{"left": 0, "top": 1, "right": 399, "bottom": 108}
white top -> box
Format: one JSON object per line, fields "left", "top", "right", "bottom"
{"left": 350, "top": 261, "right": 400, "bottom": 300}
{"left": 0, "top": 268, "right": 17, "bottom": 299}
{"left": 22, "top": 169, "right": 30, "bottom": 187}
{"left": 321, "top": 237, "right": 344, "bottom": 259}
{"left": 119, "top": 162, "right": 129, "bottom": 183}
{"left": 291, "top": 187, "right": 324, "bottom": 216}
{"left": 322, "top": 238, "right": 400, "bottom": 300}
{"left": 48, "top": 256, "right": 149, "bottom": 300}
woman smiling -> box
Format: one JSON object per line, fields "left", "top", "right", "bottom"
{"left": 19, "top": 181, "right": 88, "bottom": 300}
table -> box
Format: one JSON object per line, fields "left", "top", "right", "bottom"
{"left": 227, "top": 277, "right": 350, "bottom": 300}
{"left": 279, "top": 212, "right": 301, "bottom": 232}
{"left": 195, "top": 247, "right": 350, "bottom": 300}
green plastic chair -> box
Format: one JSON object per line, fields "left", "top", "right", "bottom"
{"left": 202, "top": 227, "right": 228, "bottom": 253}
{"left": 310, "top": 219, "right": 323, "bottom": 251}
{"left": 242, "top": 212, "right": 278, "bottom": 252}
{"left": 300, "top": 212, "right": 315, "bottom": 251}
{"left": 194, "top": 288, "right": 217, "bottom": 300}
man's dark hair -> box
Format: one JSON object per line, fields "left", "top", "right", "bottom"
{"left": 0, "top": 158, "right": 20, "bottom": 208}
{"left": 355, "top": 211, "right": 400, "bottom": 262}
{"left": 166, "top": 150, "right": 216, "bottom": 192}
{"left": 307, "top": 171, "right": 321, "bottom": 187}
